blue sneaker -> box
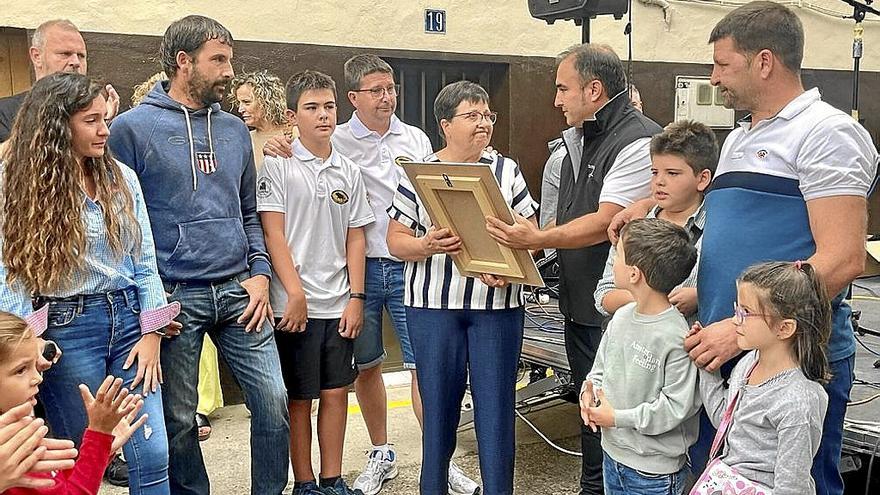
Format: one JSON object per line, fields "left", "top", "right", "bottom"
{"left": 321, "top": 478, "right": 364, "bottom": 495}
{"left": 292, "top": 480, "right": 324, "bottom": 495}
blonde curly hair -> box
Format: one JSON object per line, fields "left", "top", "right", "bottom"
{"left": 229, "top": 70, "right": 288, "bottom": 128}
{"left": 132, "top": 71, "right": 168, "bottom": 107}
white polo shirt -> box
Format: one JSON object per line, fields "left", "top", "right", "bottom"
{"left": 257, "top": 139, "right": 375, "bottom": 318}
{"left": 716, "top": 88, "right": 877, "bottom": 200}
{"left": 333, "top": 112, "right": 433, "bottom": 259}
{"left": 699, "top": 87, "right": 878, "bottom": 363}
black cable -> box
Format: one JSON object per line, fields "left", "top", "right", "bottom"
{"left": 854, "top": 378, "right": 880, "bottom": 391}
{"left": 524, "top": 312, "right": 565, "bottom": 334}
{"left": 852, "top": 281, "right": 880, "bottom": 298}
{"left": 856, "top": 333, "right": 880, "bottom": 358}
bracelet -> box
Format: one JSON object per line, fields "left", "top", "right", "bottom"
{"left": 350, "top": 292, "right": 366, "bottom": 300}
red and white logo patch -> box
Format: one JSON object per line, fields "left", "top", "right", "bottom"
{"left": 196, "top": 152, "right": 217, "bottom": 174}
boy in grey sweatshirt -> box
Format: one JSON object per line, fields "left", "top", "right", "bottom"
{"left": 581, "top": 218, "right": 701, "bottom": 495}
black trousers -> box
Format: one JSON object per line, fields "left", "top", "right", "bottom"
{"left": 564, "top": 319, "right": 605, "bottom": 495}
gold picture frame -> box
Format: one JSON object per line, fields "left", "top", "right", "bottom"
{"left": 401, "top": 161, "right": 544, "bottom": 287}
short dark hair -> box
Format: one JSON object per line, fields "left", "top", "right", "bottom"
{"left": 557, "top": 43, "right": 627, "bottom": 96}
{"left": 433, "top": 80, "right": 489, "bottom": 138}
{"left": 650, "top": 120, "right": 719, "bottom": 176}
{"left": 344, "top": 54, "right": 393, "bottom": 91}
{"left": 160, "top": 15, "right": 233, "bottom": 77}
{"left": 285, "top": 70, "right": 337, "bottom": 110}
{"left": 619, "top": 218, "right": 697, "bottom": 294}
{"left": 709, "top": 1, "right": 804, "bottom": 74}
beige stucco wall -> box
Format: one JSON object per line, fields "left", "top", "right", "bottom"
{"left": 2, "top": 0, "right": 878, "bottom": 70}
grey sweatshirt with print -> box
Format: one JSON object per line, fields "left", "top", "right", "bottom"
{"left": 587, "top": 303, "right": 702, "bottom": 474}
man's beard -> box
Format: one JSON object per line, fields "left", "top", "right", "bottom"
{"left": 189, "top": 69, "right": 226, "bottom": 106}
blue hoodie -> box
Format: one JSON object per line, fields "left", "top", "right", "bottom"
{"left": 108, "top": 81, "right": 271, "bottom": 283}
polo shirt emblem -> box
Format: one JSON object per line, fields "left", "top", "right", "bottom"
{"left": 257, "top": 177, "right": 271, "bottom": 198}
{"left": 756, "top": 149, "right": 768, "bottom": 159}
{"left": 331, "top": 190, "right": 350, "bottom": 205}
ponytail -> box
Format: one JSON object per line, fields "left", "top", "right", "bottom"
{"left": 739, "top": 261, "right": 831, "bottom": 383}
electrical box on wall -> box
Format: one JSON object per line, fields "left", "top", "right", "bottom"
{"left": 674, "top": 76, "right": 735, "bottom": 129}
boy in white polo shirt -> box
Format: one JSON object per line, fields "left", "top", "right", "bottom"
{"left": 257, "top": 70, "right": 374, "bottom": 495}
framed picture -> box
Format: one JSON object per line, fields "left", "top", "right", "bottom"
{"left": 401, "top": 161, "right": 544, "bottom": 287}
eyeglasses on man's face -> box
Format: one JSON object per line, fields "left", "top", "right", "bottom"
{"left": 352, "top": 84, "right": 399, "bottom": 99}
{"left": 452, "top": 110, "right": 498, "bottom": 125}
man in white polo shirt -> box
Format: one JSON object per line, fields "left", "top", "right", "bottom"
{"left": 262, "top": 55, "right": 478, "bottom": 495}
{"left": 610, "top": 3, "right": 878, "bottom": 494}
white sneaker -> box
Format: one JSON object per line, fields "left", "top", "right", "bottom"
{"left": 447, "top": 461, "right": 480, "bottom": 495}
{"left": 352, "top": 449, "right": 399, "bottom": 495}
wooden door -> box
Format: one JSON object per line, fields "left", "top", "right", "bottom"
{"left": 0, "top": 27, "right": 32, "bottom": 98}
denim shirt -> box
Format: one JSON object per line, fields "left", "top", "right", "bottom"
{"left": 0, "top": 163, "right": 167, "bottom": 319}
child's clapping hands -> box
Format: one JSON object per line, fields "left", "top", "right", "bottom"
{"left": 78, "top": 376, "right": 148, "bottom": 451}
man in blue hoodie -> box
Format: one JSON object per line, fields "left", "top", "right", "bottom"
{"left": 108, "top": 15, "right": 290, "bottom": 495}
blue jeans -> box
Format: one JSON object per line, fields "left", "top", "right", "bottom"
{"left": 162, "top": 274, "right": 290, "bottom": 495}
{"left": 355, "top": 258, "right": 415, "bottom": 369}
{"left": 690, "top": 354, "right": 854, "bottom": 495}
{"left": 812, "top": 354, "right": 854, "bottom": 495}
{"left": 603, "top": 454, "right": 686, "bottom": 495}
{"left": 39, "top": 287, "right": 170, "bottom": 495}
{"left": 407, "top": 306, "right": 524, "bottom": 495}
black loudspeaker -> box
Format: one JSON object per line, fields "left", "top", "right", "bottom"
{"left": 527, "top": 0, "right": 629, "bottom": 24}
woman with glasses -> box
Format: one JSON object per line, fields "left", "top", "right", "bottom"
{"left": 387, "top": 80, "right": 538, "bottom": 495}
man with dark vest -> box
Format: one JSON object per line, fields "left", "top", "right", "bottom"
{"left": 487, "top": 43, "right": 662, "bottom": 495}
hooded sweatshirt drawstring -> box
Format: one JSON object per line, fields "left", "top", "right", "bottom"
{"left": 182, "top": 105, "right": 198, "bottom": 191}
{"left": 181, "top": 106, "right": 216, "bottom": 191}
{"left": 207, "top": 107, "right": 215, "bottom": 159}
{"left": 106, "top": 79, "right": 272, "bottom": 284}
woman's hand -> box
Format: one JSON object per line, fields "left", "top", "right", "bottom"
{"left": 421, "top": 227, "right": 462, "bottom": 257}
{"left": 124, "top": 333, "right": 162, "bottom": 395}
{"left": 479, "top": 273, "right": 509, "bottom": 288}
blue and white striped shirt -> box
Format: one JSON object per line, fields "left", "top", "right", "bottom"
{"left": 388, "top": 152, "right": 538, "bottom": 310}
{"left": 0, "top": 163, "right": 167, "bottom": 319}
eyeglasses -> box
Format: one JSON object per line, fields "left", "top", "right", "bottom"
{"left": 351, "top": 84, "right": 399, "bottom": 99}
{"left": 452, "top": 110, "right": 498, "bottom": 125}
{"left": 732, "top": 302, "right": 772, "bottom": 326}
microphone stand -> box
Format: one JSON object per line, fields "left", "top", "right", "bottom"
{"left": 838, "top": 0, "right": 880, "bottom": 121}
